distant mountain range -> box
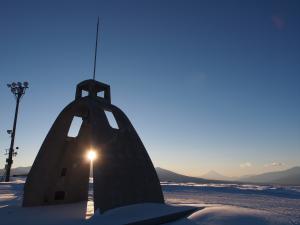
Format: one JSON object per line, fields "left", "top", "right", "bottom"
{"left": 156, "top": 167, "right": 300, "bottom": 185}
{"left": 1, "top": 166, "right": 299, "bottom": 185}
{"left": 0, "top": 166, "right": 31, "bottom": 176}
{"left": 238, "top": 166, "right": 300, "bottom": 185}
{"left": 156, "top": 167, "right": 232, "bottom": 184}
{"left": 201, "top": 170, "right": 237, "bottom": 181}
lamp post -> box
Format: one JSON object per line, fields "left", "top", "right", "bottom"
{"left": 4, "top": 81, "right": 29, "bottom": 182}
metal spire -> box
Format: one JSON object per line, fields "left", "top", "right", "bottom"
{"left": 93, "top": 17, "right": 99, "bottom": 80}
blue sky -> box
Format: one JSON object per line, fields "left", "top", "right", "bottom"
{"left": 0, "top": 0, "right": 299, "bottom": 177}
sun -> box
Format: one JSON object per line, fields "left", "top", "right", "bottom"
{"left": 87, "top": 150, "right": 97, "bottom": 161}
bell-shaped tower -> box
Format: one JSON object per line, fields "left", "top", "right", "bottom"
{"left": 23, "top": 79, "right": 164, "bottom": 213}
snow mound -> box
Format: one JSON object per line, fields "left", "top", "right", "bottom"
{"left": 189, "top": 205, "right": 293, "bottom": 225}
{"left": 87, "top": 203, "right": 198, "bottom": 224}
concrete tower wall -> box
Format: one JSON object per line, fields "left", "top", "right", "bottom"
{"left": 23, "top": 101, "right": 91, "bottom": 206}
{"left": 23, "top": 80, "right": 164, "bottom": 213}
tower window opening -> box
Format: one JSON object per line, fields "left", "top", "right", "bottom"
{"left": 61, "top": 168, "right": 67, "bottom": 177}
{"left": 86, "top": 156, "right": 94, "bottom": 219}
{"left": 67, "top": 116, "right": 83, "bottom": 137}
{"left": 82, "top": 90, "right": 89, "bottom": 97}
{"left": 104, "top": 110, "right": 119, "bottom": 129}
{"left": 54, "top": 191, "right": 65, "bottom": 200}
{"left": 97, "top": 91, "right": 104, "bottom": 98}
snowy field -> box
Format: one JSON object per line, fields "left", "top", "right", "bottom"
{"left": 162, "top": 182, "right": 300, "bottom": 225}
{"left": 0, "top": 178, "right": 299, "bottom": 225}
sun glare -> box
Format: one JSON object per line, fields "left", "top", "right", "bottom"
{"left": 87, "top": 150, "right": 97, "bottom": 161}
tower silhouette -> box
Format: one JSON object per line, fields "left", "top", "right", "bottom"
{"left": 23, "top": 79, "right": 164, "bottom": 213}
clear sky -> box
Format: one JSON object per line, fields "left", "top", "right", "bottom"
{"left": 0, "top": 0, "right": 299, "bottom": 177}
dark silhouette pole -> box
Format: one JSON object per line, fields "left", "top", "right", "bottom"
{"left": 5, "top": 82, "right": 28, "bottom": 182}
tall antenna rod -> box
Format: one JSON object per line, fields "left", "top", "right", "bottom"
{"left": 93, "top": 17, "right": 99, "bottom": 80}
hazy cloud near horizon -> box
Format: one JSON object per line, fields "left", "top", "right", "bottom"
{"left": 240, "top": 162, "right": 252, "bottom": 169}
{"left": 264, "top": 162, "right": 285, "bottom": 168}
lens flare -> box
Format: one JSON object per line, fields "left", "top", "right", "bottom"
{"left": 87, "top": 150, "right": 97, "bottom": 161}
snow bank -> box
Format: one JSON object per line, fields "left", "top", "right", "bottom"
{"left": 189, "top": 205, "right": 292, "bottom": 225}
{"left": 87, "top": 203, "right": 198, "bottom": 225}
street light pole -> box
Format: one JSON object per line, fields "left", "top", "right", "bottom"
{"left": 4, "top": 82, "right": 29, "bottom": 182}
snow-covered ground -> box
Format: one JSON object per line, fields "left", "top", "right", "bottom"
{"left": 162, "top": 182, "right": 300, "bottom": 224}
{"left": 0, "top": 178, "right": 299, "bottom": 225}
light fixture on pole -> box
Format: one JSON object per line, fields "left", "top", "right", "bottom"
{"left": 4, "top": 81, "right": 29, "bottom": 182}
